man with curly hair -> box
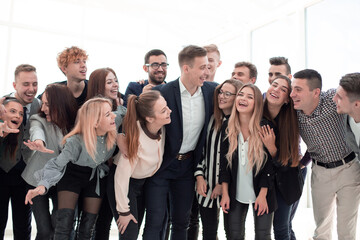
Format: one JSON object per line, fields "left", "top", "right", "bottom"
{"left": 57, "top": 46, "right": 89, "bottom": 107}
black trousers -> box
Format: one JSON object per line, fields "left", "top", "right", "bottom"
{"left": 198, "top": 204, "right": 221, "bottom": 240}
{"left": 227, "top": 200, "right": 273, "bottom": 240}
{"left": 0, "top": 161, "right": 32, "bottom": 240}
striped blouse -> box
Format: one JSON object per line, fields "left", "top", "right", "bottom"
{"left": 195, "top": 115, "right": 227, "bottom": 208}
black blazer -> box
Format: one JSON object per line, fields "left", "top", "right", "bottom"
{"left": 154, "top": 78, "right": 217, "bottom": 173}
{"left": 219, "top": 119, "right": 277, "bottom": 213}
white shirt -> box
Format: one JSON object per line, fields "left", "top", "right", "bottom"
{"left": 178, "top": 79, "right": 205, "bottom": 154}
{"left": 10, "top": 92, "right": 30, "bottom": 122}
{"left": 236, "top": 132, "right": 256, "bottom": 204}
{"left": 349, "top": 116, "right": 360, "bottom": 147}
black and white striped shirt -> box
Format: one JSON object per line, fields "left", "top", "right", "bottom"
{"left": 195, "top": 116, "right": 227, "bottom": 208}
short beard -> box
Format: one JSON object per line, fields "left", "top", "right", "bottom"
{"left": 149, "top": 74, "right": 166, "bottom": 85}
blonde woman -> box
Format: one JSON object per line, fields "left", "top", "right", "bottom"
{"left": 219, "top": 84, "right": 276, "bottom": 240}
{"left": 25, "top": 97, "right": 126, "bottom": 240}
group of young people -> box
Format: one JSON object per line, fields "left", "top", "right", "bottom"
{"left": 0, "top": 44, "right": 359, "bottom": 240}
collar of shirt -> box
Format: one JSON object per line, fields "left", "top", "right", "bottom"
{"left": 9, "top": 92, "right": 31, "bottom": 112}
{"left": 179, "top": 78, "right": 202, "bottom": 97}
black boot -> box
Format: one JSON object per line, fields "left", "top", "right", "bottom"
{"left": 54, "top": 208, "right": 75, "bottom": 240}
{"left": 77, "top": 212, "right": 98, "bottom": 240}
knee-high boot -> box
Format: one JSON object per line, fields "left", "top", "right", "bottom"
{"left": 77, "top": 212, "right": 98, "bottom": 240}
{"left": 54, "top": 208, "right": 75, "bottom": 240}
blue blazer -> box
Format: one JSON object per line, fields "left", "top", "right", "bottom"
{"left": 154, "top": 78, "right": 217, "bottom": 173}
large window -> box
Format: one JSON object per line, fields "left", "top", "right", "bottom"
{"left": 306, "top": 0, "right": 360, "bottom": 90}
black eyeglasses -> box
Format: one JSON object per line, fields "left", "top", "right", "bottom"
{"left": 218, "top": 89, "right": 236, "bottom": 99}
{"left": 145, "top": 62, "right": 169, "bottom": 70}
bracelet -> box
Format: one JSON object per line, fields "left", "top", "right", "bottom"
{"left": 118, "top": 211, "right": 131, "bottom": 216}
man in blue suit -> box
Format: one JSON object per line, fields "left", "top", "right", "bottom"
{"left": 123, "top": 49, "right": 168, "bottom": 106}
{"left": 143, "top": 45, "right": 217, "bottom": 240}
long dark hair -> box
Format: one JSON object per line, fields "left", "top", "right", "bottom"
{"left": 1, "top": 97, "right": 22, "bottom": 160}
{"left": 263, "top": 75, "right": 299, "bottom": 166}
{"left": 39, "top": 84, "right": 78, "bottom": 135}
{"left": 87, "top": 68, "right": 118, "bottom": 111}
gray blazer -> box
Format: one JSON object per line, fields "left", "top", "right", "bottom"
{"left": 21, "top": 114, "right": 64, "bottom": 187}
{"left": 345, "top": 115, "right": 360, "bottom": 156}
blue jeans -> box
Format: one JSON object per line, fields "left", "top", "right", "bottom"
{"left": 273, "top": 189, "right": 292, "bottom": 240}
{"left": 289, "top": 166, "right": 307, "bottom": 240}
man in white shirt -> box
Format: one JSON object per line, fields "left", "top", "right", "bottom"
{"left": 203, "top": 44, "right": 222, "bottom": 82}
{"left": 1, "top": 64, "right": 40, "bottom": 239}
{"left": 143, "top": 45, "right": 217, "bottom": 240}
{"left": 333, "top": 72, "right": 360, "bottom": 154}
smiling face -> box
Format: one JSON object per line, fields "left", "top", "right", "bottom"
{"left": 218, "top": 83, "right": 237, "bottom": 115}
{"left": 268, "top": 64, "right": 289, "bottom": 84}
{"left": 266, "top": 78, "right": 290, "bottom": 107}
{"left": 95, "top": 103, "right": 116, "bottom": 136}
{"left": 231, "top": 66, "right": 254, "bottom": 84}
{"left": 333, "top": 86, "right": 354, "bottom": 115}
{"left": 13, "top": 71, "right": 38, "bottom": 105}
{"left": 41, "top": 93, "right": 51, "bottom": 122}
{"left": 147, "top": 96, "right": 172, "bottom": 127}
{"left": 62, "top": 57, "right": 87, "bottom": 82}
{"left": 144, "top": 55, "right": 168, "bottom": 85}
{"left": 104, "top": 71, "right": 119, "bottom": 100}
{"left": 235, "top": 86, "right": 255, "bottom": 115}
{"left": 290, "top": 78, "right": 320, "bottom": 115}
{"left": 2, "top": 101, "right": 24, "bottom": 129}
{"left": 206, "top": 51, "right": 221, "bottom": 81}
{"left": 186, "top": 56, "right": 210, "bottom": 88}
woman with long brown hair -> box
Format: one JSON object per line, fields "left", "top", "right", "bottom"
{"left": 0, "top": 97, "right": 27, "bottom": 239}
{"left": 261, "top": 75, "right": 302, "bottom": 240}
{"left": 22, "top": 84, "right": 77, "bottom": 240}
{"left": 195, "top": 79, "right": 242, "bottom": 239}
{"left": 114, "top": 90, "right": 171, "bottom": 240}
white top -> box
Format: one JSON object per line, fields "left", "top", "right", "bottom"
{"left": 178, "top": 79, "right": 205, "bottom": 154}
{"left": 236, "top": 132, "right": 256, "bottom": 204}
{"left": 349, "top": 116, "right": 360, "bottom": 147}
{"left": 114, "top": 121, "right": 165, "bottom": 213}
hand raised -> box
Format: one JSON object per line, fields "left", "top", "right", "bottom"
{"left": 0, "top": 121, "right": 19, "bottom": 137}
{"left": 24, "top": 139, "right": 54, "bottom": 154}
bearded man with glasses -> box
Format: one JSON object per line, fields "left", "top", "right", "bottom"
{"left": 124, "top": 49, "right": 168, "bottom": 107}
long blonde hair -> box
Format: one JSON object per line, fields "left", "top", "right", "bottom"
{"left": 62, "top": 97, "right": 117, "bottom": 160}
{"left": 226, "top": 84, "right": 266, "bottom": 175}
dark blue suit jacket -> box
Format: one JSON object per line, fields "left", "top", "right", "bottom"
{"left": 154, "top": 78, "right": 217, "bottom": 174}
{"left": 123, "top": 80, "right": 150, "bottom": 107}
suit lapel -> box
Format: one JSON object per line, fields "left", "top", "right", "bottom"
{"left": 201, "top": 84, "right": 210, "bottom": 120}
{"left": 173, "top": 79, "right": 183, "bottom": 126}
